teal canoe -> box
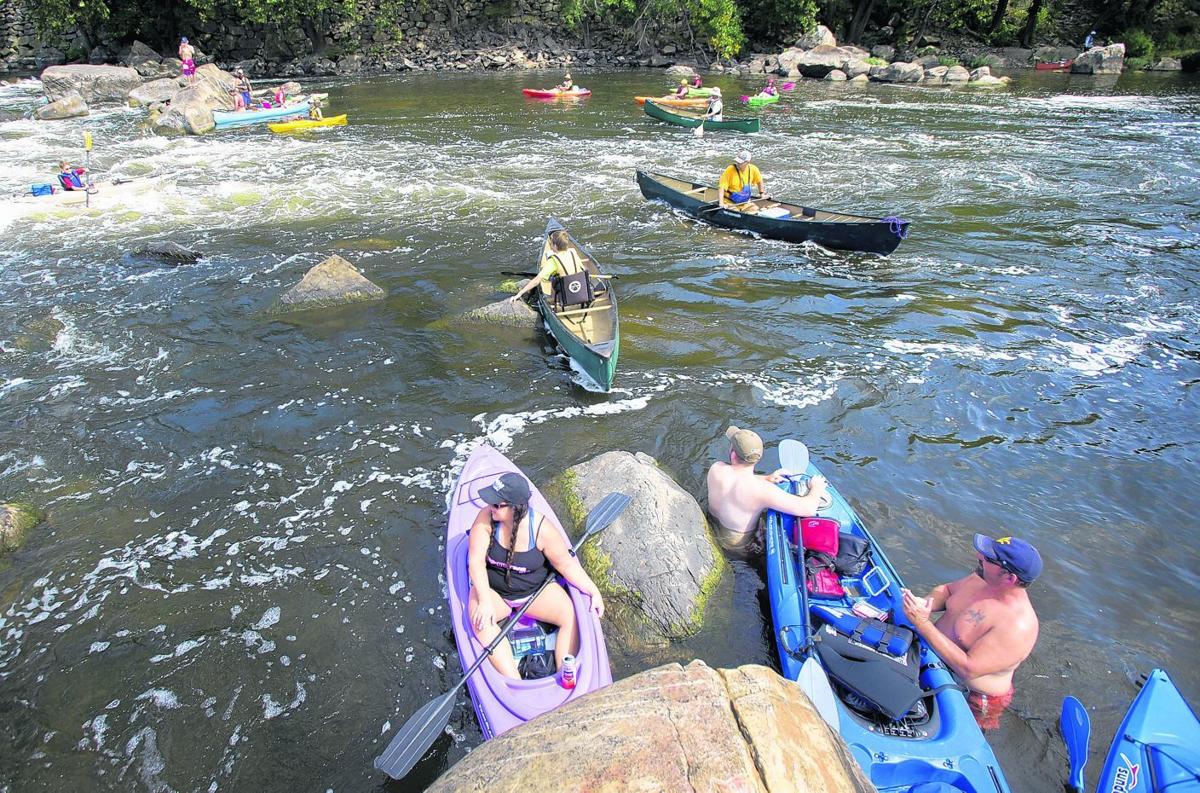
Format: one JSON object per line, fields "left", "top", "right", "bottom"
{"left": 643, "top": 100, "right": 760, "bottom": 134}
{"left": 533, "top": 218, "right": 619, "bottom": 391}
{"left": 213, "top": 101, "right": 310, "bottom": 129}
{"left": 747, "top": 93, "right": 781, "bottom": 106}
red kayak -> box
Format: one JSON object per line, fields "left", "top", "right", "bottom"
{"left": 522, "top": 88, "right": 591, "bottom": 99}
{"left": 1035, "top": 59, "right": 1073, "bottom": 71}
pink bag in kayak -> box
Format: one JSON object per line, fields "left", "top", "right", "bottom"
{"left": 797, "top": 517, "right": 840, "bottom": 555}
{"left": 806, "top": 559, "right": 846, "bottom": 599}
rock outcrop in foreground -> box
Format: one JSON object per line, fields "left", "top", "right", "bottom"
{"left": 548, "top": 451, "right": 723, "bottom": 644}
{"left": 275, "top": 254, "right": 386, "bottom": 312}
{"left": 1, "top": 503, "right": 43, "bottom": 555}
{"left": 429, "top": 661, "right": 875, "bottom": 792}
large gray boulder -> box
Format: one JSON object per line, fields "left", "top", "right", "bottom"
{"left": 665, "top": 64, "right": 697, "bottom": 78}
{"left": 781, "top": 44, "right": 856, "bottom": 78}
{"left": 998, "top": 47, "right": 1034, "bottom": 67}
{"left": 1146, "top": 57, "right": 1182, "bottom": 71}
{"left": 428, "top": 661, "right": 875, "bottom": 793}
{"left": 1072, "top": 43, "right": 1125, "bottom": 74}
{"left": 275, "top": 254, "right": 386, "bottom": 311}
{"left": 1034, "top": 45, "right": 1078, "bottom": 65}
{"left": 842, "top": 58, "right": 871, "bottom": 79}
{"left": 922, "top": 65, "right": 949, "bottom": 84}
{"left": 128, "top": 78, "right": 182, "bottom": 108}
{"left": 1, "top": 503, "right": 43, "bottom": 555}
{"left": 871, "top": 61, "right": 924, "bottom": 83}
{"left": 121, "top": 40, "right": 161, "bottom": 68}
{"left": 148, "top": 66, "right": 237, "bottom": 136}
{"left": 546, "top": 451, "right": 723, "bottom": 642}
{"left": 795, "top": 24, "right": 837, "bottom": 50}
{"left": 945, "top": 64, "right": 971, "bottom": 82}
{"left": 40, "top": 64, "right": 142, "bottom": 103}
{"left": 871, "top": 44, "right": 895, "bottom": 61}
{"left": 35, "top": 91, "right": 88, "bottom": 120}
{"left": 453, "top": 297, "right": 539, "bottom": 328}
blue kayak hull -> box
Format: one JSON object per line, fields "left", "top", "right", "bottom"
{"left": 764, "top": 461, "right": 1011, "bottom": 793}
{"left": 1096, "top": 669, "right": 1200, "bottom": 792}
{"left": 213, "top": 101, "right": 310, "bottom": 129}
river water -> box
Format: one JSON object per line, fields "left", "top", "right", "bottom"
{"left": 0, "top": 67, "right": 1197, "bottom": 791}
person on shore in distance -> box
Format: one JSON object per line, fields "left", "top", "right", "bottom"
{"left": 467, "top": 472, "right": 605, "bottom": 679}
{"left": 901, "top": 535, "right": 1042, "bottom": 730}
{"left": 761, "top": 77, "right": 778, "bottom": 96}
{"left": 234, "top": 68, "right": 252, "bottom": 110}
{"left": 308, "top": 96, "right": 323, "bottom": 121}
{"left": 674, "top": 78, "right": 690, "bottom": 99}
{"left": 557, "top": 72, "right": 574, "bottom": 92}
{"left": 509, "top": 229, "right": 584, "bottom": 303}
{"left": 706, "top": 426, "right": 829, "bottom": 552}
{"left": 178, "top": 37, "right": 196, "bottom": 82}
{"left": 703, "top": 86, "right": 723, "bottom": 121}
{"left": 57, "top": 160, "right": 87, "bottom": 191}
{"left": 718, "top": 150, "right": 769, "bottom": 210}
{"left": 1084, "top": 30, "right": 1097, "bottom": 48}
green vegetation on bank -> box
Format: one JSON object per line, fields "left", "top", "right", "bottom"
{"left": 25, "top": 0, "right": 1200, "bottom": 62}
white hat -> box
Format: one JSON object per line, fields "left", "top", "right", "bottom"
{"left": 710, "top": 86, "right": 722, "bottom": 95}
{"left": 734, "top": 151, "right": 751, "bottom": 164}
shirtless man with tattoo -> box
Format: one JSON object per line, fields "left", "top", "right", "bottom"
{"left": 901, "top": 534, "right": 1042, "bottom": 730}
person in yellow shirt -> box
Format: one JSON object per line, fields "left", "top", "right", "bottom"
{"left": 510, "top": 230, "right": 584, "bottom": 303}
{"left": 718, "top": 151, "right": 770, "bottom": 209}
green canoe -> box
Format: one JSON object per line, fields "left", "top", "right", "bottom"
{"left": 533, "top": 218, "right": 620, "bottom": 391}
{"left": 643, "top": 100, "right": 760, "bottom": 134}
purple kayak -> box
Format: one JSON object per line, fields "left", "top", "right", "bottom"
{"left": 446, "top": 444, "right": 613, "bottom": 739}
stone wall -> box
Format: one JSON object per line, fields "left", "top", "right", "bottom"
{"left": 0, "top": 0, "right": 35, "bottom": 72}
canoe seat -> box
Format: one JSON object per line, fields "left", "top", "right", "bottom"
{"left": 556, "top": 298, "right": 610, "bottom": 319}
{"left": 686, "top": 187, "right": 707, "bottom": 196}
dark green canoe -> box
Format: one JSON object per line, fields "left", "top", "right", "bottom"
{"left": 534, "top": 218, "right": 620, "bottom": 391}
{"left": 643, "top": 99, "right": 760, "bottom": 134}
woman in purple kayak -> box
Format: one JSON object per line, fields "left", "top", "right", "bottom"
{"left": 467, "top": 472, "right": 605, "bottom": 679}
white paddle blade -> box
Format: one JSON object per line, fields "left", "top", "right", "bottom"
{"left": 798, "top": 657, "right": 840, "bottom": 731}
{"left": 693, "top": 123, "right": 704, "bottom": 138}
{"left": 778, "top": 439, "right": 810, "bottom": 476}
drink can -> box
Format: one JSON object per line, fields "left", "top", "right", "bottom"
{"left": 560, "top": 654, "right": 577, "bottom": 689}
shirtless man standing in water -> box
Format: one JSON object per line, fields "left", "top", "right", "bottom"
{"left": 706, "top": 426, "right": 829, "bottom": 551}
{"left": 902, "top": 534, "right": 1042, "bottom": 730}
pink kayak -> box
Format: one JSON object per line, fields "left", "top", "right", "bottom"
{"left": 521, "top": 87, "right": 592, "bottom": 98}
{"left": 446, "top": 444, "right": 612, "bottom": 739}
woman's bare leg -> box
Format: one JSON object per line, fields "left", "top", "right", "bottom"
{"left": 468, "top": 587, "right": 517, "bottom": 678}
{"left": 524, "top": 582, "right": 578, "bottom": 671}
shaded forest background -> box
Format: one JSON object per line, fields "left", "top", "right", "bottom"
{"left": 25, "top": 0, "right": 1200, "bottom": 63}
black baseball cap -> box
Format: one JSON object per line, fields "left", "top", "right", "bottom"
{"left": 479, "top": 473, "right": 531, "bottom": 507}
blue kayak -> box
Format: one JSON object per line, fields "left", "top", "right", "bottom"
{"left": 1095, "top": 669, "right": 1200, "bottom": 792}
{"left": 213, "top": 100, "right": 310, "bottom": 129}
{"left": 764, "top": 460, "right": 1011, "bottom": 792}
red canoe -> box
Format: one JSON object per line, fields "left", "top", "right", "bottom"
{"left": 522, "top": 88, "right": 592, "bottom": 98}
{"left": 1035, "top": 59, "right": 1073, "bottom": 71}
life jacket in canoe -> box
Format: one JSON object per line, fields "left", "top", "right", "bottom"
{"left": 549, "top": 250, "right": 594, "bottom": 309}
{"left": 727, "top": 162, "right": 753, "bottom": 204}
{"left": 58, "top": 170, "right": 84, "bottom": 190}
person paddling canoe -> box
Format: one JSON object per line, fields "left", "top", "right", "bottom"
{"left": 57, "top": 160, "right": 88, "bottom": 191}
{"left": 704, "top": 86, "right": 724, "bottom": 121}
{"left": 467, "top": 471, "right": 605, "bottom": 680}
{"left": 510, "top": 229, "right": 585, "bottom": 303}
{"left": 718, "top": 150, "right": 770, "bottom": 209}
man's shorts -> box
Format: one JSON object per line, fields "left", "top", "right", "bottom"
{"left": 967, "top": 687, "right": 1014, "bottom": 731}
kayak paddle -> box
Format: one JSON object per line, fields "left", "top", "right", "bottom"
{"left": 781, "top": 81, "right": 796, "bottom": 90}
{"left": 778, "top": 439, "right": 810, "bottom": 477}
{"left": 372, "top": 491, "right": 632, "bottom": 781}
{"left": 693, "top": 119, "right": 705, "bottom": 138}
{"left": 738, "top": 94, "right": 750, "bottom": 103}
{"left": 1060, "top": 695, "right": 1090, "bottom": 792}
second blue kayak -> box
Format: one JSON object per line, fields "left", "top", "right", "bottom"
{"left": 764, "top": 458, "right": 1011, "bottom": 792}
{"left": 1095, "top": 668, "right": 1200, "bottom": 792}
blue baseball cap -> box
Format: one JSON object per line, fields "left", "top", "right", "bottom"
{"left": 974, "top": 534, "right": 1043, "bottom": 583}
{"left": 479, "top": 472, "right": 531, "bottom": 508}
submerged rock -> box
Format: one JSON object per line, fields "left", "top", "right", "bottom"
{"left": 453, "top": 297, "right": 539, "bottom": 328}
{"left": 132, "top": 241, "right": 202, "bottom": 264}
{"left": 546, "top": 451, "right": 723, "bottom": 643}
{"left": 275, "top": 254, "right": 386, "bottom": 311}
{"left": 1, "top": 503, "right": 44, "bottom": 555}
{"left": 428, "top": 661, "right": 874, "bottom": 792}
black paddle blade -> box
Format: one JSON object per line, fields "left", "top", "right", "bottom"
{"left": 373, "top": 689, "right": 457, "bottom": 780}
{"left": 581, "top": 492, "right": 632, "bottom": 543}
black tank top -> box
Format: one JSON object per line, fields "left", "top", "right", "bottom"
{"left": 485, "top": 508, "right": 551, "bottom": 599}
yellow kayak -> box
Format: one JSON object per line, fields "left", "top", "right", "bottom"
{"left": 268, "top": 114, "right": 348, "bottom": 133}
